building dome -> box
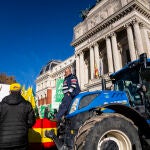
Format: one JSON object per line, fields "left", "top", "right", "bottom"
{"left": 39, "top": 60, "right": 61, "bottom": 75}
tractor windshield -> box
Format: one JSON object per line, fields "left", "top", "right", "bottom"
{"left": 113, "top": 66, "right": 139, "bottom": 91}
{"left": 113, "top": 69, "right": 141, "bottom": 106}
{"left": 113, "top": 61, "right": 150, "bottom": 106}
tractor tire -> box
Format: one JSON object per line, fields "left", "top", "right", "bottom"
{"left": 74, "top": 113, "right": 142, "bottom": 150}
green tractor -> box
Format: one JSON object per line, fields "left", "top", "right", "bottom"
{"left": 46, "top": 53, "right": 150, "bottom": 150}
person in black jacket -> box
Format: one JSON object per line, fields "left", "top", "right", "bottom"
{"left": 0, "top": 83, "right": 36, "bottom": 150}
{"left": 51, "top": 67, "right": 81, "bottom": 122}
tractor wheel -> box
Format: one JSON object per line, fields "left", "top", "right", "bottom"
{"left": 74, "top": 113, "right": 142, "bottom": 150}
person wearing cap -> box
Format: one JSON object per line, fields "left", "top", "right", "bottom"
{"left": 0, "top": 83, "right": 36, "bottom": 150}
{"left": 51, "top": 67, "right": 81, "bottom": 122}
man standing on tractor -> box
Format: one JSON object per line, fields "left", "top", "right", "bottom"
{"left": 51, "top": 67, "right": 81, "bottom": 122}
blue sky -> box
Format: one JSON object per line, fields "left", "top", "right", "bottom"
{"left": 0, "top": 0, "right": 96, "bottom": 90}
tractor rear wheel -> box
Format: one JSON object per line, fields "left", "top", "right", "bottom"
{"left": 74, "top": 113, "right": 142, "bottom": 150}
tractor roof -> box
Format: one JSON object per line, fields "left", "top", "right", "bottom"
{"left": 110, "top": 58, "right": 150, "bottom": 80}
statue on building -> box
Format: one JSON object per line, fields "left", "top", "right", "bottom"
{"left": 80, "top": 8, "right": 89, "bottom": 20}
{"left": 96, "top": 0, "right": 101, "bottom": 4}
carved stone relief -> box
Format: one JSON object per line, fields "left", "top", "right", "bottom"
{"left": 113, "top": 0, "right": 121, "bottom": 12}
{"left": 74, "top": 0, "right": 123, "bottom": 40}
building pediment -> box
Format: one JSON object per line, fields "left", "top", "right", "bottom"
{"left": 71, "top": 0, "right": 150, "bottom": 47}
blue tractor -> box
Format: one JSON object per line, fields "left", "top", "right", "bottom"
{"left": 46, "top": 53, "right": 150, "bottom": 150}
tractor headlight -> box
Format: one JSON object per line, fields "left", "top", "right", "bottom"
{"left": 69, "top": 97, "right": 79, "bottom": 114}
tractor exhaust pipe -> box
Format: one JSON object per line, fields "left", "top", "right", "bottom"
{"left": 139, "top": 53, "right": 147, "bottom": 68}
{"left": 101, "top": 78, "right": 106, "bottom": 90}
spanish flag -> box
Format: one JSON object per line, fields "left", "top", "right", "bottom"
{"left": 94, "top": 63, "right": 99, "bottom": 78}
{"left": 28, "top": 118, "right": 57, "bottom": 149}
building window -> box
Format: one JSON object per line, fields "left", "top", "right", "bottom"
{"left": 44, "top": 94, "right": 47, "bottom": 104}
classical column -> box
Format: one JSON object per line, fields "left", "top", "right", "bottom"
{"left": 84, "top": 59, "right": 89, "bottom": 84}
{"left": 105, "top": 36, "right": 114, "bottom": 73}
{"left": 111, "top": 32, "right": 121, "bottom": 71}
{"left": 79, "top": 52, "right": 84, "bottom": 89}
{"left": 90, "top": 46, "right": 95, "bottom": 79}
{"left": 140, "top": 23, "right": 150, "bottom": 57}
{"left": 94, "top": 42, "right": 100, "bottom": 75}
{"left": 75, "top": 54, "right": 80, "bottom": 83}
{"left": 133, "top": 19, "right": 144, "bottom": 55}
{"left": 125, "top": 23, "right": 136, "bottom": 61}
{"left": 99, "top": 56, "right": 103, "bottom": 76}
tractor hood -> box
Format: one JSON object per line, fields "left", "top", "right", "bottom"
{"left": 66, "top": 90, "right": 128, "bottom": 118}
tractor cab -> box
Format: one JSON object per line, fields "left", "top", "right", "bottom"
{"left": 110, "top": 53, "right": 150, "bottom": 118}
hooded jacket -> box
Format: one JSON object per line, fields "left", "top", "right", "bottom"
{"left": 0, "top": 92, "right": 36, "bottom": 148}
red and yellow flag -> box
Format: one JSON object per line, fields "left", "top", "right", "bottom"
{"left": 28, "top": 118, "right": 57, "bottom": 149}
{"left": 94, "top": 63, "right": 99, "bottom": 78}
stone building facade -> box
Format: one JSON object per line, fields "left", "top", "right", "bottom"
{"left": 71, "top": 0, "right": 150, "bottom": 91}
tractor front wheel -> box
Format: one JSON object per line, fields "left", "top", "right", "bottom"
{"left": 74, "top": 114, "right": 142, "bottom": 150}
